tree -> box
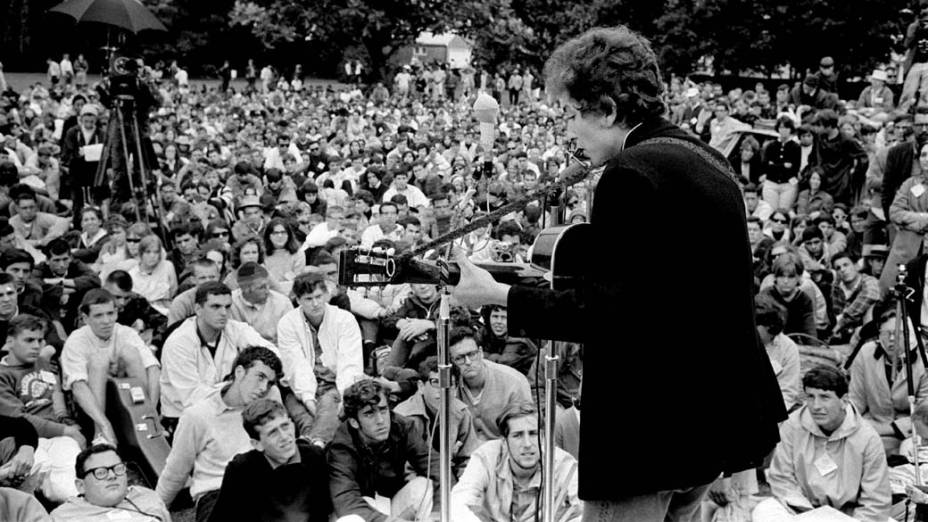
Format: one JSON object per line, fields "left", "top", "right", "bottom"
{"left": 230, "top": 0, "right": 461, "bottom": 81}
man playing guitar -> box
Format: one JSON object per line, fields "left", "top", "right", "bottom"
{"left": 452, "top": 26, "right": 786, "bottom": 521}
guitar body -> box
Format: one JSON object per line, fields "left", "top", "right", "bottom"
{"left": 530, "top": 223, "right": 592, "bottom": 291}
{"left": 106, "top": 378, "right": 171, "bottom": 488}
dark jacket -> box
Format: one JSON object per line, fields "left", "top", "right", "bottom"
{"left": 759, "top": 286, "right": 817, "bottom": 339}
{"left": 118, "top": 294, "right": 169, "bottom": 349}
{"left": 326, "top": 413, "right": 438, "bottom": 521}
{"left": 762, "top": 139, "right": 801, "bottom": 184}
{"left": 60, "top": 124, "right": 105, "bottom": 187}
{"left": 507, "top": 117, "right": 785, "bottom": 500}
{"left": 208, "top": 440, "right": 331, "bottom": 522}
{"left": 35, "top": 261, "right": 100, "bottom": 332}
{"left": 882, "top": 141, "right": 917, "bottom": 219}
{"left": 482, "top": 332, "right": 538, "bottom": 375}
{"left": 818, "top": 132, "right": 868, "bottom": 205}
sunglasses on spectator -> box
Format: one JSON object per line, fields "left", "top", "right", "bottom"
{"left": 126, "top": 237, "right": 141, "bottom": 243}
{"left": 771, "top": 217, "right": 788, "bottom": 224}
{"left": 212, "top": 230, "right": 229, "bottom": 238}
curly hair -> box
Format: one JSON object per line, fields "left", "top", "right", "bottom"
{"left": 342, "top": 378, "right": 387, "bottom": 421}
{"left": 544, "top": 26, "right": 665, "bottom": 125}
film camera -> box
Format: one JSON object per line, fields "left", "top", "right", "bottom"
{"left": 104, "top": 56, "right": 155, "bottom": 101}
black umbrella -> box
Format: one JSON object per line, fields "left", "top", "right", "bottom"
{"left": 50, "top": 0, "right": 167, "bottom": 34}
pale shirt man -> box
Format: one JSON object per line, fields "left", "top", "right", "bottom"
{"left": 456, "top": 358, "right": 532, "bottom": 441}
{"left": 159, "top": 317, "right": 275, "bottom": 418}
{"left": 156, "top": 384, "right": 252, "bottom": 505}
{"left": 229, "top": 288, "right": 292, "bottom": 344}
{"left": 61, "top": 323, "right": 160, "bottom": 394}
{"left": 451, "top": 439, "right": 582, "bottom": 522}
{"left": 360, "top": 223, "right": 405, "bottom": 249}
{"left": 381, "top": 181, "right": 430, "bottom": 208}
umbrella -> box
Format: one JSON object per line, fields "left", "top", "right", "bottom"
{"left": 50, "top": 0, "right": 167, "bottom": 34}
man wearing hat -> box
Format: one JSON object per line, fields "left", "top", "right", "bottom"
{"left": 231, "top": 195, "right": 265, "bottom": 244}
{"left": 858, "top": 70, "right": 896, "bottom": 117}
{"left": 60, "top": 104, "right": 105, "bottom": 226}
{"left": 811, "top": 56, "right": 839, "bottom": 94}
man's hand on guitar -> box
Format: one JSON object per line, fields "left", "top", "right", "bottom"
{"left": 451, "top": 249, "right": 510, "bottom": 308}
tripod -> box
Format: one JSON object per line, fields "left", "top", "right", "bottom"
{"left": 891, "top": 265, "right": 928, "bottom": 521}
{"left": 93, "top": 94, "right": 168, "bottom": 241}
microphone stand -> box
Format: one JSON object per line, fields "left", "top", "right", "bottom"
{"left": 542, "top": 340, "right": 559, "bottom": 522}
{"left": 436, "top": 284, "right": 452, "bottom": 522}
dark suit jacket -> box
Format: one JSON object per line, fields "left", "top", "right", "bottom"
{"left": 508, "top": 117, "right": 786, "bottom": 500}
{"left": 882, "top": 141, "right": 917, "bottom": 219}
{"left": 60, "top": 124, "right": 105, "bottom": 187}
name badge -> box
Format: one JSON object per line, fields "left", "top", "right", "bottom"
{"left": 913, "top": 183, "right": 926, "bottom": 198}
{"left": 813, "top": 453, "right": 838, "bottom": 476}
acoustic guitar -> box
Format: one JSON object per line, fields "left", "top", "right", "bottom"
{"left": 338, "top": 223, "right": 591, "bottom": 288}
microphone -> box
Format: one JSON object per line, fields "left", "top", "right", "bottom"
{"left": 473, "top": 92, "right": 499, "bottom": 179}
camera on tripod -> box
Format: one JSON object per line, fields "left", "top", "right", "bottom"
{"left": 107, "top": 56, "right": 146, "bottom": 100}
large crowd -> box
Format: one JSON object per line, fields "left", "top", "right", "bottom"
{"left": 2, "top": 10, "right": 928, "bottom": 521}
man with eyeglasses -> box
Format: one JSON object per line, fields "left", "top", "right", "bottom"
{"left": 50, "top": 443, "right": 170, "bottom": 521}
{"left": 394, "top": 355, "right": 480, "bottom": 479}
{"left": 449, "top": 326, "right": 531, "bottom": 441}
{"left": 277, "top": 272, "right": 364, "bottom": 444}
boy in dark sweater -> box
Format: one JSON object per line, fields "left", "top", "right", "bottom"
{"left": 208, "top": 398, "right": 330, "bottom": 522}
{"left": 0, "top": 314, "right": 84, "bottom": 502}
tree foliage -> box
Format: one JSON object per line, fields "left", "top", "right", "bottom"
{"left": 0, "top": 0, "right": 914, "bottom": 82}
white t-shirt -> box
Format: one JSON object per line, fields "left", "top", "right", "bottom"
{"left": 61, "top": 324, "right": 160, "bottom": 391}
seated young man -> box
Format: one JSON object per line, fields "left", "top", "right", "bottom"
{"left": 229, "top": 262, "right": 293, "bottom": 344}
{"left": 157, "top": 346, "right": 283, "bottom": 522}
{"left": 0, "top": 314, "right": 84, "bottom": 502}
{"left": 394, "top": 356, "right": 481, "bottom": 478}
{"left": 757, "top": 253, "right": 817, "bottom": 339}
{"left": 208, "top": 398, "right": 331, "bottom": 522}
{"left": 167, "top": 257, "right": 222, "bottom": 326}
{"left": 159, "top": 281, "right": 275, "bottom": 422}
{"left": 327, "top": 378, "right": 439, "bottom": 522}
{"left": 277, "top": 272, "right": 364, "bottom": 444}
{"left": 381, "top": 282, "right": 441, "bottom": 374}
{"left": 50, "top": 443, "right": 170, "bottom": 521}
{"left": 449, "top": 326, "right": 532, "bottom": 441}
{"left": 754, "top": 365, "right": 890, "bottom": 521}
{"left": 35, "top": 238, "right": 100, "bottom": 332}
{"left": 480, "top": 305, "right": 537, "bottom": 375}
{"left": 755, "top": 296, "right": 802, "bottom": 412}
{"left": 849, "top": 305, "right": 928, "bottom": 455}
{"left": 103, "top": 270, "right": 168, "bottom": 349}
{"left": 451, "top": 402, "right": 583, "bottom": 522}
{"left": 61, "top": 289, "right": 160, "bottom": 445}
{"left": 830, "top": 251, "right": 881, "bottom": 343}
